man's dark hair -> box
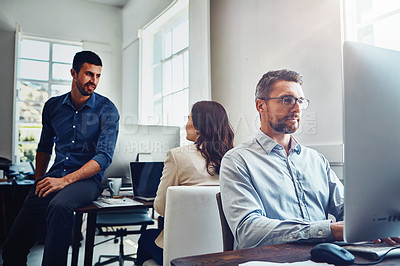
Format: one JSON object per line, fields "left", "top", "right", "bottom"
{"left": 72, "top": 51, "right": 102, "bottom": 73}
{"left": 255, "top": 69, "right": 303, "bottom": 101}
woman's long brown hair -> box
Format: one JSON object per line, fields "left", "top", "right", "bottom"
{"left": 191, "top": 101, "right": 234, "bottom": 175}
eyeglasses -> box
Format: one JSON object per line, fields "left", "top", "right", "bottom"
{"left": 260, "top": 95, "right": 310, "bottom": 110}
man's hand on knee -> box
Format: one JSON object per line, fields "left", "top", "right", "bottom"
{"left": 35, "top": 177, "right": 68, "bottom": 197}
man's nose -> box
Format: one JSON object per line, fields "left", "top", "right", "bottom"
{"left": 91, "top": 75, "right": 99, "bottom": 84}
{"left": 292, "top": 100, "right": 301, "bottom": 112}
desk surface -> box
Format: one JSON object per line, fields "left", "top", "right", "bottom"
{"left": 171, "top": 243, "right": 400, "bottom": 266}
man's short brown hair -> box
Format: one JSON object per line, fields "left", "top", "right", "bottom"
{"left": 255, "top": 69, "right": 303, "bottom": 101}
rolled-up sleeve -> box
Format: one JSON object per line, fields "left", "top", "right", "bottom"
{"left": 37, "top": 101, "right": 55, "bottom": 154}
{"left": 220, "top": 153, "right": 335, "bottom": 250}
{"left": 93, "top": 103, "right": 119, "bottom": 171}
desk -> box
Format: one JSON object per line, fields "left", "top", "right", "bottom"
{"left": 70, "top": 197, "right": 153, "bottom": 266}
{"left": 171, "top": 243, "right": 400, "bottom": 266}
{"left": 0, "top": 179, "right": 34, "bottom": 244}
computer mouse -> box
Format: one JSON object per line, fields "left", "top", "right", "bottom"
{"left": 310, "top": 243, "right": 355, "bottom": 265}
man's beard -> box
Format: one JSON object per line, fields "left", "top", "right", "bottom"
{"left": 268, "top": 114, "right": 300, "bottom": 134}
{"left": 77, "top": 81, "right": 96, "bottom": 96}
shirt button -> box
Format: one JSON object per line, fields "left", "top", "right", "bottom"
{"left": 75, "top": 111, "right": 78, "bottom": 114}
{"left": 72, "top": 140, "right": 75, "bottom": 143}
{"left": 318, "top": 230, "right": 323, "bottom": 235}
{"left": 73, "top": 125, "right": 76, "bottom": 128}
{"left": 66, "top": 157, "right": 69, "bottom": 160}
{"left": 64, "top": 169, "right": 66, "bottom": 172}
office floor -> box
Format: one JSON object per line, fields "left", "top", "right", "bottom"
{"left": 0, "top": 223, "right": 159, "bottom": 266}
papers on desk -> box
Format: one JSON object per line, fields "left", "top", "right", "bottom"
{"left": 92, "top": 196, "right": 143, "bottom": 208}
{"left": 239, "top": 261, "right": 332, "bottom": 265}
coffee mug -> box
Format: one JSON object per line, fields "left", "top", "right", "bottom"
{"left": 107, "top": 177, "right": 122, "bottom": 197}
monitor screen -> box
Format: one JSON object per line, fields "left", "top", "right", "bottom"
{"left": 343, "top": 41, "right": 400, "bottom": 243}
{"left": 103, "top": 124, "right": 180, "bottom": 184}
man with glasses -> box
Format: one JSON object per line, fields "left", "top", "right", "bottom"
{"left": 219, "top": 69, "right": 344, "bottom": 249}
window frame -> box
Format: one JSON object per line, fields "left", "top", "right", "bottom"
{"left": 343, "top": 0, "right": 400, "bottom": 51}
{"left": 138, "top": 0, "right": 189, "bottom": 128}
{"left": 13, "top": 34, "right": 82, "bottom": 163}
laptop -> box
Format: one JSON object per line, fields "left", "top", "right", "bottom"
{"left": 129, "top": 161, "right": 164, "bottom": 201}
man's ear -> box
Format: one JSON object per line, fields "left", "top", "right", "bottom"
{"left": 70, "top": 68, "right": 77, "bottom": 79}
{"left": 256, "top": 99, "right": 266, "bottom": 114}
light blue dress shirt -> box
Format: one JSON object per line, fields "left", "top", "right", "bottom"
{"left": 220, "top": 130, "right": 344, "bottom": 249}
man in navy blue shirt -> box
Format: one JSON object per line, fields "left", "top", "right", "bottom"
{"left": 2, "top": 51, "right": 119, "bottom": 266}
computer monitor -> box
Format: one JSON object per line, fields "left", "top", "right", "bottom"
{"left": 343, "top": 41, "right": 400, "bottom": 243}
{"left": 103, "top": 124, "right": 180, "bottom": 184}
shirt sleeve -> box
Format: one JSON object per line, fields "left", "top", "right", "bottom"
{"left": 154, "top": 150, "right": 179, "bottom": 216}
{"left": 92, "top": 102, "right": 119, "bottom": 171}
{"left": 220, "top": 153, "right": 335, "bottom": 250}
{"left": 324, "top": 156, "right": 344, "bottom": 221}
{"left": 37, "top": 101, "right": 55, "bottom": 154}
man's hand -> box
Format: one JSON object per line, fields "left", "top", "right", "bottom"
{"left": 331, "top": 221, "right": 400, "bottom": 245}
{"left": 330, "top": 221, "right": 344, "bottom": 241}
{"left": 34, "top": 160, "right": 101, "bottom": 198}
{"left": 35, "top": 177, "right": 69, "bottom": 197}
{"left": 374, "top": 237, "right": 400, "bottom": 246}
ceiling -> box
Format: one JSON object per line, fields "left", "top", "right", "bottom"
{"left": 82, "top": 0, "right": 129, "bottom": 8}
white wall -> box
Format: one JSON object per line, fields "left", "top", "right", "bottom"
{"left": 0, "top": 26, "right": 14, "bottom": 159}
{"left": 210, "top": 0, "right": 344, "bottom": 177}
{"left": 211, "top": 0, "right": 343, "bottom": 145}
{"left": 0, "top": 0, "right": 123, "bottom": 160}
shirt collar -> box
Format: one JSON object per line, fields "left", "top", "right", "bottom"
{"left": 289, "top": 136, "right": 301, "bottom": 155}
{"left": 85, "top": 92, "right": 96, "bottom": 109}
{"left": 256, "top": 129, "right": 301, "bottom": 155}
{"left": 255, "top": 129, "right": 277, "bottom": 154}
{"left": 61, "top": 92, "right": 96, "bottom": 110}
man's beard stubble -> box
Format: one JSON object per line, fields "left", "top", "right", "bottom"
{"left": 268, "top": 114, "right": 300, "bottom": 134}
{"left": 77, "top": 81, "right": 96, "bottom": 96}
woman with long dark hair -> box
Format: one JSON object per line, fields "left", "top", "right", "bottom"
{"left": 137, "top": 100, "right": 234, "bottom": 265}
{"left": 190, "top": 101, "right": 234, "bottom": 175}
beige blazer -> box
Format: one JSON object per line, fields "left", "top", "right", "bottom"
{"left": 154, "top": 144, "right": 219, "bottom": 248}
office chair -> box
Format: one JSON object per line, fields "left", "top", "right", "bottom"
{"left": 94, "top": 208, "right": 154, "bottom": 266}
{"left": 163, "top": 186, "right": 223, "bottom": 265}
{"left": 216, "top": 192, "right": 234, "bottom": 251}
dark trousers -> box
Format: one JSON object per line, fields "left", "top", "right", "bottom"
{"left": 2, "top": 178, "right": 102, "bottom": 266}
{"left": 137, "top": 228, "right": 163, "bottom": 265}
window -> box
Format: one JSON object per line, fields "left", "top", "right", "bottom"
{"left": 139, "top": 0, "right": 189, "bottom": 130}
{"left": 344, "top": 0, "right": 400, "bottom": 51}
{"left": 14, "top": 36, "right": 82, "bottom": 162}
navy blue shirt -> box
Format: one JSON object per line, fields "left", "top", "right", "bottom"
{"left": 37, "top": 92, "right": 119, "bottom": 183}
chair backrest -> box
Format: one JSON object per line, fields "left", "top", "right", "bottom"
{"left": 163, "top": 186, "right": 223, "bottom": 265}
{"left": 215, "top": 192, "right": 234, "bottom": 251}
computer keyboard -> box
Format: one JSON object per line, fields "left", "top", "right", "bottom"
{"left": 342, "top": 241, "right": 400, "bottom": 260}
